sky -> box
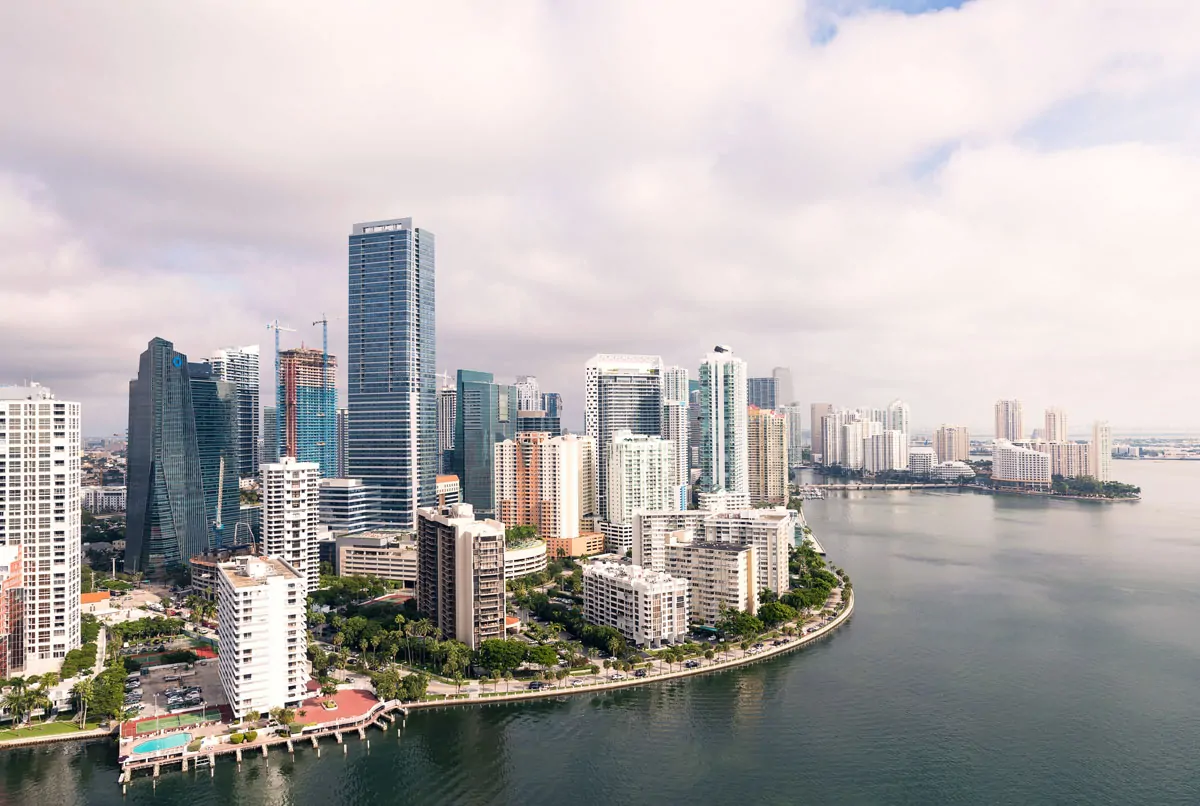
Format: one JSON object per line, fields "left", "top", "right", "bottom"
{"left": 2, "top": 0, "right": 1199, "bottom": 437}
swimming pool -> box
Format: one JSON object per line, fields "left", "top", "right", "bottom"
{"left": 131, "top": 732, "right": 192, "bottom": 754}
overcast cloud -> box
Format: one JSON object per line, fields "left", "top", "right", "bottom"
{"left": 1, "top": 0, "right": 1198, "bottom": 436}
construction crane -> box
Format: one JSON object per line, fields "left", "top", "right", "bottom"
{"left": 266, "top": 319, "right": 295, "bottom": 460}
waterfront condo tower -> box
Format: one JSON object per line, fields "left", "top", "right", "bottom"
{"left": 698, "top": 346, "right": 749, "bottom": 495}
{"left": 0, "top": 384, "right": 81, "bottom": 675}
{"left": 347, "top": 218, "right": 437, "bottom": 529}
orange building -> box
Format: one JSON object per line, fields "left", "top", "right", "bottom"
{"left": 0, "top": 545, "right": 23, "bottom": 677}
{"left": 494, "top": 433, "right": 598, "bottom": 555}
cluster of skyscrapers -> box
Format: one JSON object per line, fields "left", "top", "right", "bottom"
{"left": 988, "top": 400, "right": 1112, "bottom": 488}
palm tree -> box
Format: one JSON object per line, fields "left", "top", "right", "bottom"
{"left": 3, "top": 678, "right": 30, "bottom": 726}
{"left": 72, "top": 679, "right": 94, "bottom": 727}
{"left": 29, "top": 688, "right": 52, "bottom": 724}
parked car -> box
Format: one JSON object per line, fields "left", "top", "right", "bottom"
{"left": 610, "top": 673, "right": 625, "bottom": 681}
{"left": 527, "top": 681, "right": 546, "bottom": 690}
{"left": 163, "top": 675, "right": 180, "bottom": 683}
{"left": 633, "top": 669, "right": 648, "bottom": 678}
{"left": 684, "top": 660, "right": 700, "bottom": 669}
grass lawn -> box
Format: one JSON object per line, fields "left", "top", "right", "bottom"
{"left": 0, "top": 720, "right": 101, "bottom": 742}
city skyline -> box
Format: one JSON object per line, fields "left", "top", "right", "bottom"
{"left": 5, "top": 3, "right": 1198, "bottom": 436}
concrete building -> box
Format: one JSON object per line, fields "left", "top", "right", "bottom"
{"left": 336, "top": 407, "right": 348, "bottom": 478}
{"left": 1043, "top": 441, "right": 1091, "bottom": 478}
{"left": 209, "top": 345, "right": 260, "bottom": 479}
{"left": 437, "top": 384, "right": 456, "bottom": 475}
{"left": 585, "top": 354, "right": 663, "bottom": 523}
{"left": 632, "top": 510, "right": 710, "bottom": 571}
{"left": 865, "top": 430, "right": 907, "bottom": 473}
{"left": 436, "top": 475, "right": 461, "bottom": 508}
{"left": 932, "top": 461, "right": 975, "bottom": 481}
{"left": 697, "top": 490, "right": 752, "bottom": 512}
{"left": 992, "top": 440, "right": 1052, "bottom": 489}
{"left": 262, "top": 406, "right": 278, "bottom": 466}
{"left": 347, "top": 218, "right": 437, "bottom": 529}
{"left": 907, "top": 447, "right": 938, "bottom": 476}
{"left": 318, "top": 478, "right": 380, "bottom": 534}
{"left": 0, "top": 383, "right": 82, "bottom": 674}
{"left": 702, "top": 508, "right": 792, "bottom": 596}
{"left": 747, "top": 406, "right": 788, "bottom": 505}
{"left": 661, "top": 368, "right": 690, "bottom": 511}
{"left": 582, "top": 561, "right": 689, "bottom": 648}
{"left": 416, "top": 504, "right": 506, "bottom": 650}
{"left": 995, "top": 399, "right": 1024, "bottom": 441}
{"left": 504, "top": 539, "right": 548, "bottom": 580}
{"left": 663, "top": 532, "right": 757, "bottom": 628}
{"left": 494, "top": 433, "right": 597, "bottom": 551}
{"left": 277, "top": 347, "right": 338, "bottom": 478}
{"left": 1044, "top": 407, "right": 1068, "bottom": 444}
{"left": 839, "top": 419, "right": 866, "bottom": 470}
{"left": 81, "top": 486, "right": 126, "bottom": 513}
{"left": 514, "top": 376, "right": 540, "bottom": 412}
{"left": 780, "top": 405, "right": 805, "bottom": 468}
{"left": 602, "top": 431, "right": 676, "bottom": 554}
{"left": 216, "top": 555, "right": 307, "bottom": 720}
{"left": 698, "top": 346, "right": 749, "bottom": 495}
{"left": 810, "top": 403, "right": 833, "bottom": 463}
{"left": 335, "top": 530, "right": 418, "bottom": 588}
{"left": 0, "top": 545, "right": 23, "bottom": 678}
{"left": 886, "top": 399, "right": 911, "bottom": 437}
{"left": 934, "top": 425, "right": 971, "bottom": 463}
{"left": 1091, "top": 421, "right": 1113, "bottom": 481}
{"left": 262, "top": 457, "right": 321, "bottom": 593}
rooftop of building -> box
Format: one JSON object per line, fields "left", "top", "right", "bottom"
{"left": 669, "top": 540, "right": 752, "bottom": 553}
{"left": 218, "top": 555, "right": 302, "bottom": 587}
{"left": 706, "top": 508, "right": 792, "bottom": 524}
{"left": 585, "top": 561, "right": 684, "bottom": 585}
{"left": 336, "top": 529, "right": 417, "bottom": 548}
{"left": 435, "top": 474, "right": 460, "bottom": 485}
{"left": 319, "top": 477, "right": 372, "bottom": 489}
{"left": 0, "top": 382, "right": 60, "bottom": 400}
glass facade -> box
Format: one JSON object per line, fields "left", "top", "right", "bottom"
{"left": 516, "top": 413, "right": 562, "bottom": 437}
{"left": 126, "top": 337, "right": 209, "bottom": 573}
{"left": 748, "top": 377, "right": 778, "bottom": 411}
{"left": 348, "top": 218, "right": 437, "bottom": 528}
{"left": 276, "top": 348, "right": 338, "bottom": 477}
{"left": 262, "top": 406, "right": 278, "bottom": 465}
{"left": 453, "top": 370, "right": 517, "bottom": 517}
{"left": 594, "top": 372, "right": 662, "bottom": 521}
{"left": 188, "top": 363, "right": 241, "bottom": 550}
{"left": 209, "top": 345, "right": 260, "bottom": 478}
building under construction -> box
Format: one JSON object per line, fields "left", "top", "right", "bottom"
{"left": 277, "top": 347, "right": 338, "bottom": 477}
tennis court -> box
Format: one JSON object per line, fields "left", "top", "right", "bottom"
{"left": 123, "top": 707, "right": 227, "bottom": 737}
{"left": 129, "top": 646, "right": 218, "bottom": 666}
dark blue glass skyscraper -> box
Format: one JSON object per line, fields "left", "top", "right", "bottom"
{"left": 188, "top": 362, "right": 241, "bottom": 549}
{"left": 348, "top": 218, "right": 436, "bottom": 528}
{"left": 453, "top": 370, "right": 517, "bottom": 517}
{"left": 126, "top": 337, "right": 209, "bottom": 573}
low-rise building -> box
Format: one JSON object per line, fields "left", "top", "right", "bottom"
{"left": 335, "top": 530, "right": 418, "bottom": 588}
{"left": 696, "top": 490, "right": 751, "bottom": 512}
{"left": 0, "top": 545, "right": 23, "bottom": 677}
{"left": 216, "top": 555, "right": 308, "bottom": 720}
{"left": 582, "top": 561, "right": 689, "bottom": 648}
{"left": 907, "top": 447, "right": 938, "bottom": 476}
{"left": 81, "top": 486, "right": 126, "bottom": 513}
{"left": 663, "top": 532, "right": 757, "bottom": 628}
{"left": 504, "top": 539, "right": 548, "bottom": 580}
{"left": 416, "top": 503, "right": 506, "bottom": 650}
{"left": 545, "top": 532, "right": 605, "bottom": 560}
{"left": 932, "top": 461, "right": 975, "bottom": 481}
{"left": 318, "top": 478, "right": 380, "bottom": 533}
{"left": 992, "top": 439, "right": 1052, "bottom": 488}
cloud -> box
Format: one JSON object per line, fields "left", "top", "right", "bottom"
{"left": 1, "top": 0, "right": 1198, "bottom": 435}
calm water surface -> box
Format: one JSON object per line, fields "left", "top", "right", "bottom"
{"left": 3, "top": 461, "right": 1198, "bottom": 805}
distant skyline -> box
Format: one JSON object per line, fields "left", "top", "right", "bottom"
{"left": 3, "top": 1, "right": 1200, "bottom": 435}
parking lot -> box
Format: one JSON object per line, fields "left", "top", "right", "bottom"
{"left": 125, "top": 657, "right": 226, "bottom": 718}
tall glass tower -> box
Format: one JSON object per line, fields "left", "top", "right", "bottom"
{"left": 126, "top": 337, "right": 209, "bottom": 573}
{"left": 209, "top": 345, "right": 260, "bottom": 478}
{"left": 453, "top": 370, "right": 517, "bottom": 517}
{"left": 188, "top": 362, "right": 241, "bottom": 549}
{"left": 277, "top": 347, "right": 338, "bottom": 477}
{"left": 348, "top": 218, "right": 436, "bottom": 528}
{"left": 584, "top": 354, "right": 663, "bottom": 521}
{"left": 699, "top": 345, "right": 749, "bottom": 495}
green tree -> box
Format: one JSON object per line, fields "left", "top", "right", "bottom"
{"left": 476, "top": 639, "right": 528, "bottom": 674}
{"left": 757, "top": 601, "right": 798, "bottom": 627}
{"left": 71, "top": 679, "right": 94, "bottom": 727}
{"left": 401, "top": 672, "right": 430, "bottom": 701}
{"left": 715, "top": 608, "right": 764, "bottom": 640}
{"left": 759, "top": 588, "right": 778, "bottom": 604}
{"left": 527, "top": 643, "right": 558, "bottom": 674}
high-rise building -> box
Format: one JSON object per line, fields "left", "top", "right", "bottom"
{"left": 585, "top": 354, "right": 663, "bottom": 521}
{"left": 772, "top": 367, "right": 795, "bottom": 407}
{"left": 262, "top": 406, "right": 278, "bottom": 465}
{"left": 991, "top": 440, "right": 1051, "bottom": 488}
{"left": 747, "top": 377, "right": 778, "bottom": 411}
{"left": 216, "top": 555, "right": 308, "bottom": 720}
{"left": 886, "top": 399, "right": 911, "bottom": 437}
{"left": 688, "top": 391, "right": 702, "bottom": 470}
{"left": 699, "top": 346, "right": 749, "bottom": 494}
{"left": 126, "top": 338, "right": 208, "bottom": 574}
{"left": 416, "top": 503, "right": 506, "bottom": 650}
{"left": 209, "top": 345, "right": 260, "bottom": 478}
{"left": 436, "top": 475, "right": 461, "bottom": 508}
{"left": 583, "top": 562, "right": 689, "bottom": 648}
{"left": 277, "top": 347, "right": 337, "bottom": 478}
{"left": 1091, "top": 421, "right": 1112, "bottom": 481}
{"left": 348, "top": 217, "right": 436, "bottom": 529}
{"left": 514, "top": 376, "right": 540, "bottom": 411}
{"left": 995, "top": 399, "right": 1024, "bottom": 441}
{"left": 0, "top": 384, "right": 81, "bottom": 674}
{"left": 541, "top": 392, "right": 563, "bottom": 419}
{"left": 603, "top": 430, "right": 676, "bottom": 554}
{"left": 907, "top": 447, "right": 938, "bottom": 476}
{"left": 934, "top": 425, "right": 971, "bottom": 463}
{"left": 1044, "top": 441, "right": 1091, "bottom": 478}
{"left": 494, "top": 433, "right": 596, "bottom": 554}
{"left": 780, "top": 405, "right": 805, "bottom": 467}
{"left": 839, "top": 418, "right": 866, "bottom": 470}
{"left": 810, "top": 403, "right": 833, "bottom": 462}
{"left": 188, "top": 362, "right": 241, "bottom": 550}
{"left": 747, "top": 407, "right": 788, "bottom": 505}
{"left": 437, "top": 384, "right": 457, "bottom": 475}
{"left": 664, "top": 533, "right": 757, "bottom": 628}
{"left": 336, "top": 408, "right": 349, "bottom": 478}
{"left": 865, "top": 430, "right": 906, "bottom": 473}
{"left": 262, "top": 457, "right": 321, "bottom": 592}
{"left": 703, "top": 509, "right": 793, "bottom": 596}
{"left": 318, "top": 478, "right": 380, "bottom": 534}
{"left": 454, "top": 370, "right": 517, "bottom": 517}
{"left": 1044, "top": 407, "right": 1068, "bottom": 443}
{"left": 516, "top": 410, "right": 562, "bottom": 437}
{"left": 661, "top": 367, "right": 690, "bottom": 510}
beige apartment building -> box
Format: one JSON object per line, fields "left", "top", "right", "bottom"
{"left": 934, "top": 425, "right": 971, "bottom": 463}
{"left": 747, "top": 406, "right": 788, "bottom": 505}
{"left": 416, "top": 503, "right": 505, "bottom": 649}
{"left": 335, "top": 530, "right": 418, "bottom": 588}
{"left": 664, "top": 531, "right": 758, "bottom": 627}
